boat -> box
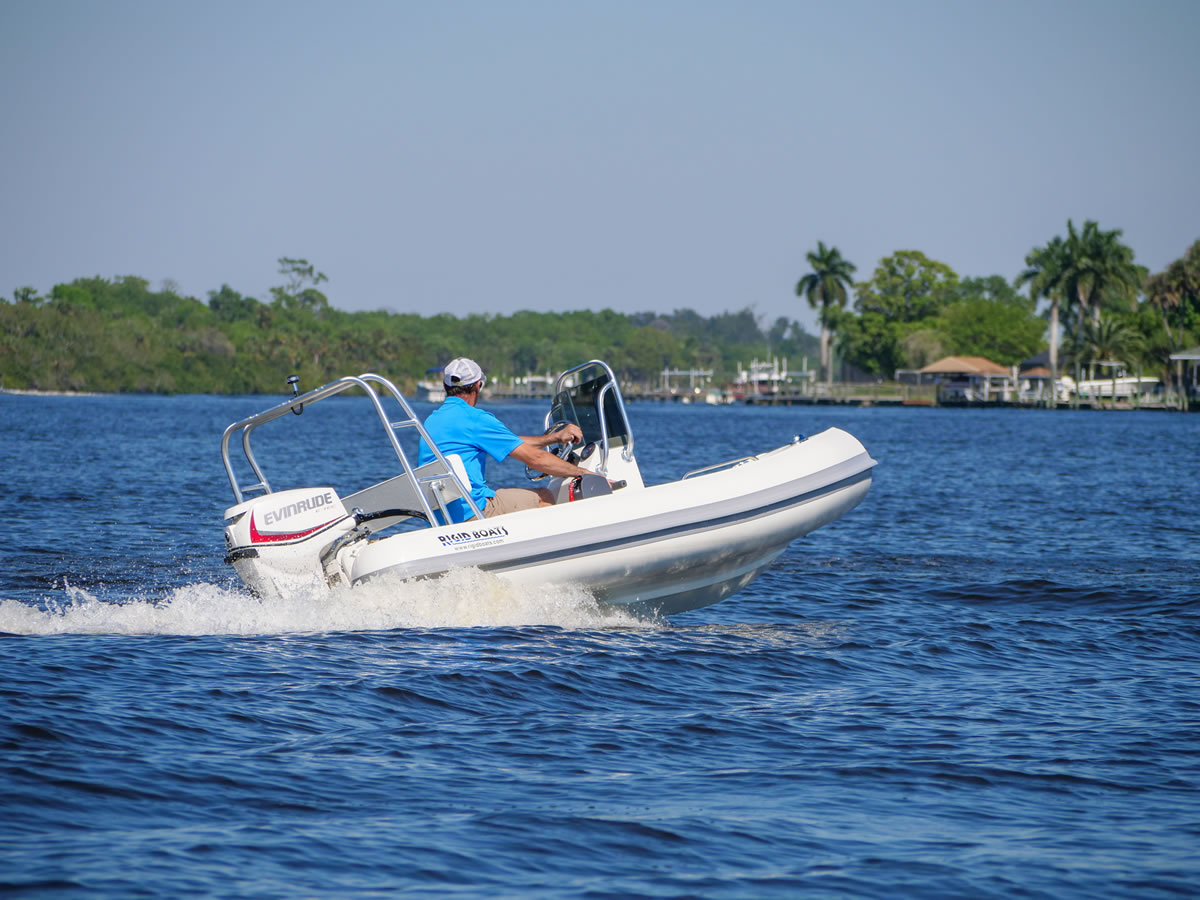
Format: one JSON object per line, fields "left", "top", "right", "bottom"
{"left": 729, "top": 356, "right": 809, "bottom": 401}
{"left": 414, "top": 380, "right": 445, "bottom": 403}
{"left": 414, "top": 368, "right": 446, "bottom": 403}
{"left": 221, "top": 361, "right": 876, "bottom": 616}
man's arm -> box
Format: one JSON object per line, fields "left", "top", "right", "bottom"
{"left": 508, "top": 441, "right": 593, "bottom": 479}
{"left": 517, "top": 423, "right": 584, "bottom": 449}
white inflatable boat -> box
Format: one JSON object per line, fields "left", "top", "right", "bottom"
{"left": 221, "top": 361, "right": 876, "bottom": 615}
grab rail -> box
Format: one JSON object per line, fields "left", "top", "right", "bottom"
{"left": 682, "top": 455, "right": 758, "bottom": 480}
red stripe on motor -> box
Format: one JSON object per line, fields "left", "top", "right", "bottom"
{"left": 250, "top": 515, "right": 342, "bottom": 544}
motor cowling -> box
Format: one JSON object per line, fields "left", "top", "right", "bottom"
{"left": 224, "top": 487, "right": 356, "bottom": 599}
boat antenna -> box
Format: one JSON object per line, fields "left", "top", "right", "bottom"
{"left": 287, "top": 374, "right": 303, "bottom": 415}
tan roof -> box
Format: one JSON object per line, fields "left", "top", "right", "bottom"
{"left": 1022, "top": 366, "right": 1052, "bottom": 377}
{"left": 920, "top": 356, "right": 1009, "bottom": 376}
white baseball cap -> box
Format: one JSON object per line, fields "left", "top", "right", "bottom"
{"left": 442, "top": 357, "right": 485, "bottom": 388}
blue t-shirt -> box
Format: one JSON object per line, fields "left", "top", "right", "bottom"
{"left": 417, "top": 396, "right": 523, "bottom": 523}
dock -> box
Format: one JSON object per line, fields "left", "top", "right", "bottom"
{"left": 487, "top": 383, "right": 937, "bottom": 407}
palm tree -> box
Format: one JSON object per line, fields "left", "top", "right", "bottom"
{"left": 1144, "top": 240, "right": 1200, "bottom": 404}
{"left": 1060, "top": 321, "right": 1099, "bottom": 410}
{"left": 796, "top": 241, "right": 856, "bottom": 387}
{"left": 1019, "top": 221, "right": 1142, "bottom": 404}
{"left": 1081, "top": 313, "right": 1142, "bottom": 408}
{"left": 1144, "top": 240, "right": 1200, "bottom": 350}
{"left": 1145, "top": 266, "right": 1184, "bottom": 349}
{"left": 1017, "top": 235, "right": 1067, "bottom": 404}
{"left": 1060, "top": 219, "right": 1142, "bottom": 328}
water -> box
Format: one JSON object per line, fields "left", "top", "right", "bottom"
{"left": 1, "top": 394, "right": 1197, "bottom": 898}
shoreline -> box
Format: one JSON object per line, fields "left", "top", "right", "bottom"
{"left": 0, "top": 385, "right": 1188, "bottom": 411}
{"left": 0, "top": 387, "right": 106, "bottom": 397}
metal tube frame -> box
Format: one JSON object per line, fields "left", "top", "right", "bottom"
{"left": 544, "top": 360, "right": 636, "bottom": 473}
{"left": 220, "top": 373, "right": 483, "bottom": 522}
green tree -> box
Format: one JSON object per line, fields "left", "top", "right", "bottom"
{"left": 1144, "top": 239, "right": 1200, "bottom": 351}
{"left": 11, "top": 286, "right": 43, "bottom": 306}
{"left": 855, "top": 250, "right": 960, "bottom": 322}
{"left": 1060, "top": 220, "right": 1142, "bottom": 326}
{"left": 937, "top": 296, "right": 1045, "bottom": 365}
{"left": 796, "top": 241, "right": 856, "bottom": 386}
{"left": 208, "top": 284, "right": 263, "bottom": 323}
{"left": 896, "top": 327, "right": 946, "bottom": 370}
{"left": 1142, "top": 240, "right": 1200, "bottom": 406}
{"left": 837, "top": 250, "right": 959, "bottom": 376}
{"left": 270, "top": 257, "right": 330, "bottom": 314}
{"left": 1018, "top": 222, "right": 1139, "bottom": 399}
{"left": 955, "top": 274, "right": 1031, "bottom": 309}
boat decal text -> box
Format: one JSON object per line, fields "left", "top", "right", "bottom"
{"left": 262, "top": 491, "right": 337, "bottom": 526}
{"left": 438, "top": 525, "right": 510, "bottom": 551}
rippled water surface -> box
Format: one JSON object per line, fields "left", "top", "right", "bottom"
{"left": 2, "top": 393, "right": 1198, "bottom": 898}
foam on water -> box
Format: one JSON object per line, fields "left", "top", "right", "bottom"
{"left": 0, "top": 567, "right": 652, "bottom": 635}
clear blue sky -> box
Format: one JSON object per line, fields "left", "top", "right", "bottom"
{"left": 2, "top": 0, "right": 1197, "bottom": 334}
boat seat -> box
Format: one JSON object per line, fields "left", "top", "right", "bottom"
{"left": 445, "top": 454, "right": 471, "bottom": 490}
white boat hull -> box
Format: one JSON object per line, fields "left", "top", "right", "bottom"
{"left": 344, "top": 428, "right": 873, "bottom": 614}
{"left": 221, "top": 367, "right": 875, "bottom": 617}
{"left": 472, "top": 474, "right": 871, "bottom": 614}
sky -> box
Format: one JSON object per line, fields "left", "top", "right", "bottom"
{"left": 2, "top": 0, "right": 1197, "bottom": 335}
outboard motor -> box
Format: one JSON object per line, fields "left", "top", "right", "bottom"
{"left": 223, "top": 487, "right": 358, "bottom": 599}
{"left": 548, "top": 473, "right": 614, "bottom": 505}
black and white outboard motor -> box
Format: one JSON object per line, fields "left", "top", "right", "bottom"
{"left": 224, "top": 487, "right": 359, "bottom": 599}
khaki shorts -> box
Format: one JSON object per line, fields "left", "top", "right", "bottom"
{"left": 483, "top": 488, "right": 543, "bottom": 518}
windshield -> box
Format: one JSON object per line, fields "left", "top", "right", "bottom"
{"left": 550, "top": 367, "right": 630, "bottom": 446}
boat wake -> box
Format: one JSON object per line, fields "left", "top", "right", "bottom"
{"left": 0, "top": 568, "right": 653, "bottom": 636}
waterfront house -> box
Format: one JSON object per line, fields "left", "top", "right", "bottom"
{"left": 919, "top": 356, "right": 1012, "bottom": 402}
{"left": 1017, "top": 352, "right": 1056, "bottom": 404}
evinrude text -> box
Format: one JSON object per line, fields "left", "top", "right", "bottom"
{"left": 262, "top": 491, "right": 337, "bottom": 526}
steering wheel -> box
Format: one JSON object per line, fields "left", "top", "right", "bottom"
{"left": 525, "top": 420, "right": 580, "bottom": 481}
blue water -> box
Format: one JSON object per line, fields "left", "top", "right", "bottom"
{"left": 1, "top": 394, "right": 1198, "bottom": 898}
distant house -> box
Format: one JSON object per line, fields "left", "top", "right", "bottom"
{"left": 1019, "top": 350, "right": 1051, "bottom": 376}
{"left": 1169, "top": 347, "right": 1200, "bottom": 405}
{"left": 1017, "top": 351, "right": 1057, "bottom": 403}
{"left": 918, "top": 356, "right": 1012, "bottom": 402}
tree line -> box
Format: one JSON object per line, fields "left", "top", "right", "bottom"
{"left": 0, "top": 259, "right": 819, "bottom": 394}
{"left": 5, "top": 228, "right": 1197, "bottom": 396}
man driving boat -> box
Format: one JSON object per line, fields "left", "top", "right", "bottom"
{"left": 417, "top": 357, "right": 594, "bottom": 523}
